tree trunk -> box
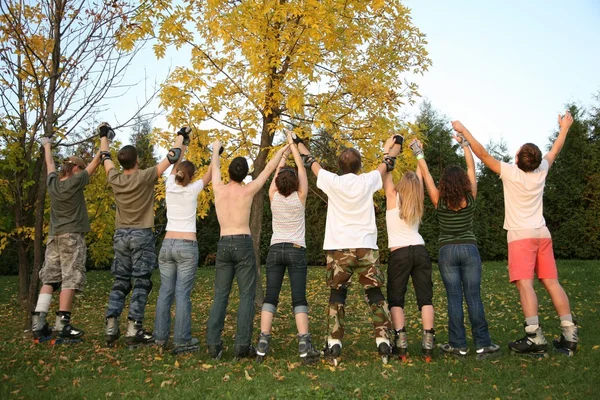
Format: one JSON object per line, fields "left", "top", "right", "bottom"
{"left": 249, "top": 114, "right": 276, "bottom": 306}
{"left": 26, "top": 159, "right": 47, "bottom": 330}
{"left": 17, "top": 242, "right": 29, "bottom": 306}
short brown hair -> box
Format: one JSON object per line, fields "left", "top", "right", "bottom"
{"left": 118, "top": 145, "right": 138, "bottom": 170}
{"left": 517, "top": 143, "right": 542, "bottom": 172}
{"left": 275, "top": 167, "right": 299, "bottom": 197}
{"left": 175, "top": 161, "right": 196, "bottom": 187}
{"left": 338, "top": 148, "right": 361, "bottom": 174}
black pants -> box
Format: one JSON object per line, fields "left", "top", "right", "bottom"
{"left": 387, "top": 245, "right": 433, "bottom": 310}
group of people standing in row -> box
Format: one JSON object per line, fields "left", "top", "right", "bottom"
{"left": 31, "top": 112, "right": 579, "bottom": 361}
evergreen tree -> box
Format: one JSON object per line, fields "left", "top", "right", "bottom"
{"left": 474, "top": 139, "right": 511, "bottom": 260}
{"left": 130, "top": 118, "right": 157, "bottom": 170}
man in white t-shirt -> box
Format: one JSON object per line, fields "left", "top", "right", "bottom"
{"left": 452, "top": 112, "right": 578, "bottom": 356}
{"left": 296, "top": 135, "right": 401, "bottom": 359}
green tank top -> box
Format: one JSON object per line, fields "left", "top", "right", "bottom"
{"left": 437, "top": 193, "right": 477, "bottom": 246}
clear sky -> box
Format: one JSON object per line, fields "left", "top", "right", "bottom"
{"left": 106, "top": 0, "right": 600, "bottom": 158}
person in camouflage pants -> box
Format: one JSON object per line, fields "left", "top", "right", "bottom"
{"left": 295, "top": 135, "right": 402, "bottom": 358}
{"left": 326, "top": 249, "right": 392, "bottom": 343}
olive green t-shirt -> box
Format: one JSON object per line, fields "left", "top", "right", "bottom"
{"left": 47, "top": 170, "right": 90, "bottom": 235}
{"left": 108, "top": 166, "right": 158, "bottom": 229}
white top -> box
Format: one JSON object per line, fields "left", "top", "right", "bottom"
{"left": 316, "top": 169, "right": 382, "bottom": 250}
{"left": 500, "top": 159, "right": 549, "bottom": 231}
{"left": 270, "top": 191, "right": 305, "bottom": 247}
{"left": 165, "top": 175, "right": 205, "bottom": 233}
{"left": 386, "top": 194, "right": 424, "bottom": 248}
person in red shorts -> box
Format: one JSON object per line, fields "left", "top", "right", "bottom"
{"left": 451, "top": 112, "right": 578, "bottom": 356}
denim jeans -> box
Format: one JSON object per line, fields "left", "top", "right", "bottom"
{"left": 263, "top": 243, "right": 308, "bottom": 314}
{"left": 206, "top": 235, "right": 256, "bottom": 348}
{"left": 438, "top": 244, "right": 492, "bottom": 348}
{"left": 106, "top": 228, "right": 156, "bottom": 321}
{"left": 154, "top": 239, "right": 199, "bottom": 345}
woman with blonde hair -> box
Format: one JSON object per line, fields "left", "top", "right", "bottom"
{"left": 414, "top": 134, "right": 499, "bottom": 359}
{"left": 383, "top": 149, "right": 435, "bottom": 361}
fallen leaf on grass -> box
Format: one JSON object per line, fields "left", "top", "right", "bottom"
{"left": 592, "top": 345, "right": 599, "bottom": 350}
{"left": 174, "top": 360, "right": 180, "bottom": 369}
{"left": 244, "top": 369, "right": 253, "bottom": 381}
{"left": 201, "top": 364, "right": 213, "bottom": 370}
{"left": 222, "top": 374, "right": 230, "bottom": 382}
{"left": 161, "top": 380, "right": 173, "bottom": 387}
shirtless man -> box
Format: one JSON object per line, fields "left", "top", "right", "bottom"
{"left": 206, "top": 140, "right": 290, "bottom": 359}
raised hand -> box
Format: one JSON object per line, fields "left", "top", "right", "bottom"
{"left": 451, "top": 120, "right": 467, "bottom": 134}
{"left": 558, "top": 112, "right": 573, "bottom": 130}
{"left": 410, "top": 139, "right": 424, "bottom": 158}
{"left": 97, "top": 122, "right": 115, "bottom": 141}
{"left": 41, "top": 137, "right": 52, "bottom": 147}
{"left": 212, "top": 140, "right": 222, "bottom": 154}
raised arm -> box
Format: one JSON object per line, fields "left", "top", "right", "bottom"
{"left": 247, "top": 144, "right": 291, "bottom": 195}
{"left": 287, "top": 132, "right": 308, "bottom": 203}
{"left": 377, "top": 135, "right": 403, "bottom": 178}
{"left": 211, "top": 140, "right": 223, "bottom": 188}
{"left": 452, "top": 120, "right": 501, "bottom": 175}
{"left": 41, "top": 138, "right": 56, "bottom": 175}
{"left": 269, "top": 145, "right": 291, "bottom": 200}
{"left": 157, "top": 132, "right": 185, "bottom": 177}
{"left": 98, "top": 123, "right": 116, "bottom": 175}
{"left": 454, "top": 134, "right": 477, "bottom": 199}
{"left": 296, "top": 139, "right": 322, "bottom": 177}
{"left": 411, "top": 139, "right": 439, "bottom": 208}
{"left": 85, "top": 151, "right": 102, "bottom": 177}
{"left": 170, "top": 127, "right": 191, "bottom": 175}
{"left": 544, "top": 111, "right": 573, "bottom": 168}
{"left": 201, "top": 162, "right": 213, "bottom": 187}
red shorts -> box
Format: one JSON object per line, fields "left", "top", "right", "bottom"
{"left": 507, "top": 237, "right": 557, "bottom": 282}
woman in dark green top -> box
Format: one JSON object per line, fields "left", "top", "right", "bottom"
{"left": 415, "top": 133, "right": 499, "bottom": 358}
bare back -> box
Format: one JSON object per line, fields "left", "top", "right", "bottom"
{"left": 214, "top": 182, "right": 255, "bottom": 236}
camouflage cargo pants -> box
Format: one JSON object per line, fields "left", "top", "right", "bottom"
{"left": 105, "top": 228, "right": 157, "bottom": 322}
{"left": 326, "top": 249, "right": 392, "bottom": 341}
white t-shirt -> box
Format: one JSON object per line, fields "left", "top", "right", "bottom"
{"left": 316, "top": 169, "right": 382, "bottom": 250}
{"left": 165, "top": 174, "right": 205, "bottom": 233}
{"left": 500, "top": 159, "right": 549, "bottom": 231}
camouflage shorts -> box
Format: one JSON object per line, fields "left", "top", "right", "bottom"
{"left": 326, "top": 248, "right": 384, "bottom": 290}
{"left": 39, "top": 233, "right": 87, "bottom": 291}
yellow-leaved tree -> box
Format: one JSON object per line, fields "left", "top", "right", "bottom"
{"left": 123, "top": 0, "right": 431, "bottom": 301}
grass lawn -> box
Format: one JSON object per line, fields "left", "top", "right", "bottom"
{"left": 0, "top": 260, "right": 599, "bottom": 399}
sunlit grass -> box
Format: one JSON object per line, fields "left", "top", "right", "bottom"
{"left": 0, "top": 260, "right": 598, "bottom": 399}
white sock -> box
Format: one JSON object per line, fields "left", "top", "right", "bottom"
{"left": 525, "top": 324, "right": 540, "bottom": 333}
{"left": 35, "top": 293, "right": 52, "bottom": 313}
{"left": 376, "top": 337, "right": 390, "bottom": 346}
{"left": 327, "top": 338, "right": 342, "bottom": 348}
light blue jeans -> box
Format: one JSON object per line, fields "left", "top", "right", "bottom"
{"left": 154, "top": 239, "right": 199, "bottom": 345}
{"left": 438, "top": 243, "right": 492, "bottom": 348}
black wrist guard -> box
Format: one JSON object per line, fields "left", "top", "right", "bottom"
{"left": 97, "top": 123, "right": 115, "bottom": 141}
{"left": 177, "top": 127, "right": 191, "bottom": 145}
{"left": 167, "top": 148, "right": 182, "bottom": 164}
{"left": 383, "top": 155, "right": 396, "bottom": 172}
{"left": 100, "top": 151, "right": 112, "bottom": 164}
{"left": 182, "top": 136, "right": 190, "bottom": 146}
{"left": 292, "top": 132, "right": 304, "bottom": 144}
{"left": 394, "top": 134, "right": 404, "bottom": 148}
{"left": 301, "top": 153, "right": 316, "bottom": 169}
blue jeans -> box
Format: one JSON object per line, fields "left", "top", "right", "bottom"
{"left": 154, "top": 239, "right": 199, "bottom": 345}
{"left": 106, "top": 228, "right": 156, "bottom": 321}
{"left": 263, "top": 243, "right": 308, "bottom": 315}
{"left": 206, "top": 235, "right": 256, "bottom": 349}
{"left": 438, "top": 244, "right": 492, "bottom": 348}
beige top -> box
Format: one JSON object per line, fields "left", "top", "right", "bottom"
{"left": 108, "top": 166, "right": 158, "bottom": 229}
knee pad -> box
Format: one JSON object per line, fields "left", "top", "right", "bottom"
{"left": 49, "top": 282, "right": 61, "bottom": 291}
{"left": 113, "top": 277, "right": 132, "bottom": 296}
{"left": 329, "top": 288, "right": 348, "bottom": 304}
{"left": 365, "top": 287, "right": 385, "bottom": 305}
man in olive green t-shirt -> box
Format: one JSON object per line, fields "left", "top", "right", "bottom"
{"left": 98, "top": 123, "right": 187, "bottom": 347}
{"left": 31, "top": 138, "right": 101, "bottom": 343}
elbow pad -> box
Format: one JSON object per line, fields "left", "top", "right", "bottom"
{"left": 301, "top": 153, "right": 316, "bottom": 169}
{"left": 100, "top": 151, "right": 112, "bottom": 164}
{"left": 167, "top": 148, "right": 182, "bottom": 164}
{"left": 383, "top": 155, "right": 396, "bottom": 172}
